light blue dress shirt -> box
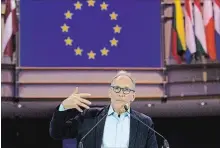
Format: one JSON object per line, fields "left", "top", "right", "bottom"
{"left": 58, "top": 104, "right": 66, "bottom": 111}
{"left": 101, "top": 105, "right": 130, "bottom": 148}
{"left": 59, "top": 104, "right": 130, "bottom": 148}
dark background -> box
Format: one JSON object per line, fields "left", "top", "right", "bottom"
{"left": 2, "top": 115, "right": 220, "bottom": 148}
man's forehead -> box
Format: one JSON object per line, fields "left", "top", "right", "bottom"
{"left": 112, "top": 75, "right": 133, "bottom": 85}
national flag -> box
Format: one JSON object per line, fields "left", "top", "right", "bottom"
{"left": 194, "top": 0, "right": 208, "bottom": 57}
{"left": 203, "top": 0, "right": 217, "bottom": 61}
{"left": 171, "top": 1, "right": 186, "bottom": 64}
{"left": 213, "top": 0, "right": 220, "bottom": 60}
{"left": 171, "top": 5, "right": 181, "bottom": 64}
{"left": 2, "top": 0, "right": 18, "bottom": 61}
{"left": 184, "top": 0, "right": 196, "bottom": 63}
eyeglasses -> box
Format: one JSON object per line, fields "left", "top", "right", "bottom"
{"left": 111, "top": 86, "right": 135, "bottom": 94}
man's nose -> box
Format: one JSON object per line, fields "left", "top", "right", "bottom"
{"left": 119, "top": 92, "right": 125, "bottom": 97}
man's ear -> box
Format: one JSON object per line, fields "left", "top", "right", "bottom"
{"left": 131, "top": 94, "right": 135, "bottom": 102}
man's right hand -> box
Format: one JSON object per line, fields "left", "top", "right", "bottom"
{"left": 62, "top": 87, "right": 92, "bottom": 112}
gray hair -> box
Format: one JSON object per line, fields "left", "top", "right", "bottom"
{"left": 111, "top": 70, "right": 136, "bottom": 89}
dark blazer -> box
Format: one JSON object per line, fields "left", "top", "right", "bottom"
{"left": 49, "top": 105, "right": 158, "bottom": 148}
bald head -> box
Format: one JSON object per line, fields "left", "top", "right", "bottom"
{"left": 111, "top": 70, "right": 135, "bottom": 89}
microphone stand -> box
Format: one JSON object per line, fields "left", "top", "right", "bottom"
{"left": 78, "top": 113, "right": 108, "bottom": 148}
{"left": 124, "top": 105, "right": 170, "bottom": 148}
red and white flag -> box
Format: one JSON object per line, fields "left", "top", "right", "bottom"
{"left": 2, "top": 0, "right": 18, "bottom": 62}
{"left": 184, "top": 0, "right": 196, "bottom": 63}
{"left": 194, "top": 0, "right": 208, "bottom": 56}
{"left": 203, "top": 0, "right": 217, "bottom": 60}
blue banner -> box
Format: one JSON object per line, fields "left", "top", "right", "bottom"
{"left": 19, "top": 0, "right": 161, "bottom": 67}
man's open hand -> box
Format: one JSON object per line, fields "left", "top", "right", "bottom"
{"left": 62, "top": 87, "right": 91, "bottom": 112}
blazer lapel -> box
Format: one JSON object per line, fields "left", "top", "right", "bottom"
{"left": 95, "top": 105, "right": 109, "bottom": 148}
{"left": 129, "top": 110, "right": 139, "bottom": 148}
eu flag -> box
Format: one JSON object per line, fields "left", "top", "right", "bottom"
{"left": 20, "top": 0, "right": 161, "bottom": 67}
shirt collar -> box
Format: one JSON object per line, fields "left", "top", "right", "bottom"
{"left": 107, "top": 104, "right": 130, "bottom": 117}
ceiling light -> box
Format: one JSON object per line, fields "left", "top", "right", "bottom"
{"left": 200, "top": 102, "right": 207, "bottom": 106}
{"left": 147, "top": 104, "right": 155, "bottom": 107}
{"left": 17, "top": 104, "right": 22, "bottom": 108}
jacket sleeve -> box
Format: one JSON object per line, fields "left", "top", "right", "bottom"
{"left": 49, "top": 105, "right": 84, "bottom": 140}
{"left": 145, "top": 119, "right": 158, "bottom": 148}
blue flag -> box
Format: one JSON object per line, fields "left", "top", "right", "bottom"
{"left": 20, "top": 0, "right": 161, "bottom": 67}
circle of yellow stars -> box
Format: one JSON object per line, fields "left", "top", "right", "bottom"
{"left": 61, "top": 0, "right": 122, "bottom": 60}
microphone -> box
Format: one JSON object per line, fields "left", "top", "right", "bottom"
{"left": 124, "top": 105, "right": 170, "bottom": 148}
{"left": 78, "top": 113, "right": 108, "bottom": 148}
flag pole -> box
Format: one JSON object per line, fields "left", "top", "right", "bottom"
{"left": 160, "top": 0, "right": 168, "bottom": 103}
{"left": 161, "top": 0, "right": 165, "bottom": 67}
{"left": 14, "top": 0, "right": 20, "bottom": 101}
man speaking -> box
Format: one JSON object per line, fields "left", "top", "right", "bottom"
{"left": 49, "top": 70, "right": 158, "bottom": 148}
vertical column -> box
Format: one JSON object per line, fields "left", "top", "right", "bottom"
{"left": 161, "top": 0, "right": 168, "bottom": 103}
{"left": 15, "top": 0, "right": 20, "bottom": 101}
{"left": 161, "top": 0, "right": 165, "bottom": 67}
{"left": 15, "top": 0, "right": 20, "bottom": 66}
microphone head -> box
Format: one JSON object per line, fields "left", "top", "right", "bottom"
{"left": 164, "top": 139, "right": 169, "bottom": 148}
{"left": 124, "top": 104, "right": 129, "bottom": 111}
{"left": 78, "top": 141, "right": 83, "bottom": 148}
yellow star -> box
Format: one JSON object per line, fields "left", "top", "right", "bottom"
{"left": 100, "top": 2, "right": 108, "bottom": 10}
{"left": 64, "top": 37, "right": 73, "bottom": 46}
{"left": 113, "top": 25, "right": 121, "bottom": 34}
{"left": 109, "top": 12, "right": 118, "bottom": 20}
{"left": 74, "top": 47, "right": 83, "bottom": 56}
{"left": 74, "top": 1, "right": 83, "bottom": 10}
{"left": 110, "top": 38, "right": 118, "bottom": 46}
{"left": 87, "top": 50, "right": 96, "bottom": 59}
{"left": 100, "top": 47, "right": 109, "bottom": 56}
{"left": 64, "top": 10, "right": 73, "bottom": 19}
{"left": 87, "top": 0, "right": 95, "bottom": 7}
{"left": 61, "top": 23, "right": 70, "bottom": 32}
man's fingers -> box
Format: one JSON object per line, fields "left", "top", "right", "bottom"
{"left": 75, "top": 105, "right": 83, "bottom": 112}
{"left": 73, "top": 87, "right": 79, "bottom": 94}
{"left": 74, "top": 99, "right": 90, "bottom": 109}
{"left": 78, "top": 93, "right": 91, "bottom": 98}
{"left": 74, "top": 96, "right": 91, "bottom": 105}
{"left": 79, "top": 98, "right": 92, "bottom": 105}
{"left": 78, "top": 102, "right": 90, "bottom": 109}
